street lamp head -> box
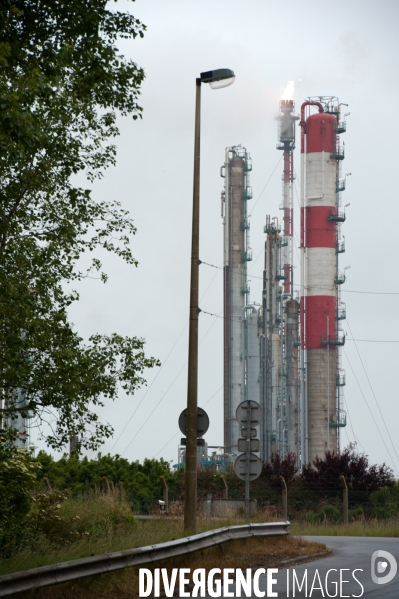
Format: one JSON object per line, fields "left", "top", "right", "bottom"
{"left": 200, "top": 68, "right": 235, "bottom": 89}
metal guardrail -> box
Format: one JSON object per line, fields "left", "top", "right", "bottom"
{"left": 0, "top": 522, "right": 289, "bottom": 597}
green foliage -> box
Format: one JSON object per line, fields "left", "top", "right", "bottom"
{"left": 369, "top": 485, "right": 399, "bottom": 519}
{"left": 319, "top": 504, "right": 341, "bottom": 522}
{"left": 35, "top": 452, "right": 173, "bottom": 512}
{"left": 1, "top": 449, "right": 173, "bottom": 559}
{"left": 303, "top": 510, "right": 320, "bottom": 524}
{"left": 0, "top": 1, "right": 160, "bottom": 450}
{"left": 0, "top": 428, "right": 39, "bottom": 557}
{"left": 26, "top": 489, "right": 137, "bottom": 549}
{"left": 348, "top": 506, "right": 364, "bottom": 521}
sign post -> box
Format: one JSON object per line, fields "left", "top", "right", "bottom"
{"left": 235, "top": 400, "right": 263, "bottom": 517}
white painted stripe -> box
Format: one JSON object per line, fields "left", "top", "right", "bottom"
{"left": 306, "top": 247, "right": 336, "bottom": 296}
{"left": 306, "top": 152, "right": 336, "bottom": 208}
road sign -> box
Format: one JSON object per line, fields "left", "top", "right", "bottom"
{"left": 178, "top": 407, "right": 209, "bottom": 438}
{"left": 180, "top": 438, "right": 205, "bottom": 447}
{"left": 234, "top": 453, "right": 262, "bottom": 481}
{"left": 237, "top": 438, "right": 260, "bottom": 453}
{"left": 241, "top": 427, "right": 257, "bottom": 439}
{"left": 236, "top": 401, "right": 262, "bottom": 426}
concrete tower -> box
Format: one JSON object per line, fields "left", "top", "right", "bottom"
{"left": 299, "top": 97, "right": 348, "bottom": 464}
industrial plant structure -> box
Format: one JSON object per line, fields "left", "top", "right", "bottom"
{"left": 222, "top": 96, "right": 348, "bottom": 467}
{"left": 221, "top": 145, "right": 254, "bottom": 457}
{"left": 5, "top": 389, "right": 32, "bottom": 450}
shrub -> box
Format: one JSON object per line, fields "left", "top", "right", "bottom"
{"left": 0, "top": 430, "right": 39, "bottom": 557}
{"left": 319, "top": 504, "right": 341, "bottom": 522}
{"left": 349, "top": 506, "right": 364, "bottom": 521}
{"left": 301, "top": 444, "right": 394, "bottom": 491}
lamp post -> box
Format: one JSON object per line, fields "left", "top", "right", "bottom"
{"left": 184, "top": 68, "right": 235, "bottom": 533}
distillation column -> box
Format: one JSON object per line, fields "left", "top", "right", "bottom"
{"left": 5, "top": 389, "right": 32, "bottom": 449}
{"left": 221, "top": 146, "right": 252, "bottom": 459}
{"left": 300, "top": 103, "right": 338, "bottom": 462}
{"left": 247, "top": 308, "right": 261, "bottom": 418}
{"left": 285, "top": 299, "right": 299, "bottom": 460}
{"left": 276, "top": 100, "right": 299, "bottom": 295}
{"left": 261, "top": 217, "right": 282, "bottom": 461}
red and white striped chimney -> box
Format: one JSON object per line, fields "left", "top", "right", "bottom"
{"left": 300, "top": 105, "right": 338, "bottom": 463}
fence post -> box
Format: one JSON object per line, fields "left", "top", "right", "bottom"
{"left": 160, "top": 476, "right": 169, "bottom": 511}
{"left": 340, "top": 475, "right": 348, "bottom": 525}
{"left": 280, "top": 476, "right": 288, "bottom": 521}
{"left": 221, "top": 475, "right": 228, "bottom": 499}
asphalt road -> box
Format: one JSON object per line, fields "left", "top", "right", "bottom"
{"left": 254, "top": 536, "right": 399, "bottom": 598}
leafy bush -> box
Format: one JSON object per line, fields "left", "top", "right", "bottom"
{"left": 303, "top": 510, "right": 320, "bottom": 524}
{"left": 318, "top": 504, "right": 341, "bottom": 522}
{"left": 262, "top": 452, "right": 298, "bottom": 486}
{"left": 0, "top": 430, "right": 39, "bottom": 557}
{"left": 301, "top": 444, "right": 394, "bottom": 491}
{"left": 369, "top": 486, "right": 399, "bottom": 519}
{"left": 35, "top": 452, "right": 174, "bottom": 513}
{"left": 349, "top": 506, "right": 364, "bottom": 521}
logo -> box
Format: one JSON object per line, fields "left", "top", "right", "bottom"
{"left": 371, "top": 550, "right": 397, "bottom": 585}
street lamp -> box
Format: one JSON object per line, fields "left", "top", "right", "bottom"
{"left": 184, "top": 68, "right": 235, "bottom": 534}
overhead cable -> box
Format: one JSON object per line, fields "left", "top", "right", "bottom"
{"left": 343, "top": 347, "right": 398, "bottom": 475}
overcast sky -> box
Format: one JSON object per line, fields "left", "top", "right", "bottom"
{"left": 33, "top": 0, "right": 399, "bottom": 475}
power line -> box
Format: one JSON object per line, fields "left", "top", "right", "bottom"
{"left": 201, "top": 260, "right": 399, "bottom": 295}
{"left": 249, "top": 156, "right": 283, "bottom": 214}
{"left": 200, "top": 309, "right": 399, "bottom": 343}
{"left": 248, "top": 248, "right": 264, "bottom": 271}
{"left": 341, "top": 390, "right": 365, "bottom": 453}
{"left": 346, "top": 318, "right": 399, "bottom": 467}
{"left": 153, "top": 385, "right": 222, "bottom": 459}
{"left": 121, "top": 361, "right": 188, "bottom": 457}
{"left": 343, "top": 347, "right": 398, "bottom": 475}
{"left": 346, "top": 339, "right": 399, "bottom": 343}
{"left": 120, "top": 308, "right": 223, "bottom": 456}
{"left": 200, "top": 268, "right": 220, "bottom": 301}
{"left": 111, "top": 265, "right": 221, "bottom": 452}
{"left": 110, "top": 320, "right": 189, "bottom": 452}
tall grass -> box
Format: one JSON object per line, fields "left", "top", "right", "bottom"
{"left": 1, "top": 487, "right": 397, "bottom": 599}
{"left": 0, "top": 489, "right": 316, "bottom": 577}
{"left": 292, "top": 518, "right": 399, "bottom": 537}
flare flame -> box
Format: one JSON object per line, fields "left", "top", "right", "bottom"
{"left": 281, "top": 80, "right": 295, "bottom": 101}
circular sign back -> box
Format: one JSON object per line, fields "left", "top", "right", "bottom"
{"left": 236, "top": 401, "right": 263, "bottom": 426}
{"left": 234, "top": 453, "right": 262, "bottom": 481}
{"left": 178, "top": 407, "right": 209, "bottom": 438}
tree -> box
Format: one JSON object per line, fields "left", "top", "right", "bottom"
{"left": 0, "top": 1, "right": 160, "bottom": 450}
{"left": 262, "top": 452, "right": 298, "bottom": 486}
{"left": 301, "top": 445, "right": 394, "bottom": 491}
{"left": 35, "top": 452, "right": 174, "bottom": 512}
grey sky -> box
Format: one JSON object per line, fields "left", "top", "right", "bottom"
{"left": 34, "top": 0, "right": 399, "bottom": 474}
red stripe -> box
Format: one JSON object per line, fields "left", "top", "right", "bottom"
{"left": 301, "top": 295, "right": 336, "bottom": 350}
{"left": 306, "top": 113, "right": 336, "bottom": 154}
{"left": 305, "top": 206, "right": 336, "bottom": 248}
